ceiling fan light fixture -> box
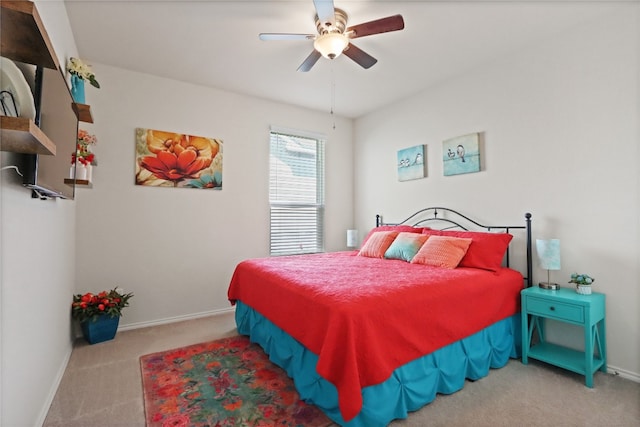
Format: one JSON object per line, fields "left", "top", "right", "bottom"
{"left": 314, "top": 32, "right": 349, "bottom": 59}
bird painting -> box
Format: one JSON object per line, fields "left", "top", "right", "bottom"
{"left": 443, "top": 133, "right": 481, "bottom": 176}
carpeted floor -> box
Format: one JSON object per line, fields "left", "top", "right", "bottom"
{"left": 45, "top": 311, "right": 640, "bottom": 426}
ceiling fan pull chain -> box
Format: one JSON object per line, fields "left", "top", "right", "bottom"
{"left": 331, "top": 64, "right": 336, "bottom": 130}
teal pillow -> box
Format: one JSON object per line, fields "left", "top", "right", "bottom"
{"left": 384, "top": 232, "right": 429, "bottom": 262}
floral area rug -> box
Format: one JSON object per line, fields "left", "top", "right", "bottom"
{"left": 140, "top": 335, "right": 334, "bottom": 427}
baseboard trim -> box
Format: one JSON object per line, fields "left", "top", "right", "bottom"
{"left": 117, "top": 306, "right": 236, "bottom": 332}
{"left": 607, "top": 365, "right": 640, "bottom": 383}
{"left": 37, "top": 343, "right": 73, "bottom": 427}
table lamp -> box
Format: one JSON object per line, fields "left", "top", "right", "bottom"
{"left": 536, "top": 239, "right": 561, "bottom": 290}
{"left": 347, "top": 229, "right": 359, "bottom": 248}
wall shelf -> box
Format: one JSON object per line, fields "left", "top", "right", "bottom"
{"left": 0, "top": 116, "right": 56, "bottom": 155}
{"left": 0, "top": 1, "right": 59, "bottom": 70}
{"left": 1, "top": 1, "right": 60, "bottom": 156}
{"left": 72, "top": 103, "right": 94, "bottom": 123}
{"left": 2, "top": 0, "right": 97, "bottom": 198}
{"left": 64, "top": 178, "right": 92, "bottom": 188}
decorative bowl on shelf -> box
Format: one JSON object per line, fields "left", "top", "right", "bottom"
{"left": 0, "top": 56, "right": 36, "bottom": 119}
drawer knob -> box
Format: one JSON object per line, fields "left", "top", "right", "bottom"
{"left": 549, "top": 306, "right": 555, "bottom": 311}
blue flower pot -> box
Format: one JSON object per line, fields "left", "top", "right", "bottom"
{"left": 81, "top": 315, "right": 119, "bottom": 344}
{"left": 70, "top": 74, "right": 85, "bottom": 104}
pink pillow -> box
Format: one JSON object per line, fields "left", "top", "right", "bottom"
{"left": 411, "top": 235, "right": 472, "bottom": 268}
{"left": 422, "top": 229, "right": 513, "bottom": 271}
{"left": 361, "top": 225, "right": 423, "bottom": 247}
{"left": 358, "top": 231, "right": 399, "bottom": 258}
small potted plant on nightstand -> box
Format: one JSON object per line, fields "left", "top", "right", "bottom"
{"left": 71, "top": 287, "right": 133, "bottom": 344}
{"left": 569, "top": 273, "right": 594, "bottom": 295}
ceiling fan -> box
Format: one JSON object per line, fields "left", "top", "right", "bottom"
{"left": 259, "top": 0, "right": 405, "bottom": 72}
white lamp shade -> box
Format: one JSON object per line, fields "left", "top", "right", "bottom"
{"left": 314, "top": 33, "right": 349, "bottom": 59}
{"left": 347, "top": 229, "right": 359, "bottom": 248}
{"left": 536, "top": 239, "right": 561, "bottom": 270}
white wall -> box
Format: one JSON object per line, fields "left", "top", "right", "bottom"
{"left": 354, "top": 8, "right": 639, "bottom": 379}
{"left": 1, "top": 3, "right": 353, "bottom": 424}
{"left": 73, "top": 64, "right": 354, "bottom": 328}
{"left": 0, "top": 2, "right": 79, "bottom": 426}
{"left": 2, "top": 3, "right": 636, "bottom": 425}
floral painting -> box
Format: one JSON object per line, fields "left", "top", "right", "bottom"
{"left": 443, "top": 132, "right": 480, "bottom": 176}
{"left": 397, "top": 144, "right": 426, "bottom": 181}
{"left": 135, "top": 128, "right": 222, "bottom": 189}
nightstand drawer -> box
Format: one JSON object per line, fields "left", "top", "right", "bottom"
{"left": 526, "top": 297, "right": 584, "bottom": 323}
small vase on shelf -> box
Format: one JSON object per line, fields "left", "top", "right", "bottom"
{"left": 76, "top": 163, "right": 87, "bottom": 180}
{"left": 70, "top": 74, "right": 85, "bottom": 104}
{"left": 86, "top": 164, "right": 93, "bottom": 183}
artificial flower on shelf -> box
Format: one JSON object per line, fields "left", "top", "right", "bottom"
{"left": 66, "top": 57, "right": 100, "bottom": 88}
{"left": 66, "top": 57, "right": 100, "bottom": 104}
{"left": 71, "top": 287, "right": 134, "bottom": 323}
{"left": 72, "top": 129, "right": 97, "bottom": 166}
{"left": 70, "top": 129, "right": 97, "bottom": 182}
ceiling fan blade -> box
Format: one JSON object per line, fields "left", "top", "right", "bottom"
{"left": 347, "top": 14, "right": 405, "bottom": 39}
{"left": 259, "top": 33, "right": 315, "bottom": 41}
{"left": 343, "top": 43, "right": 378, "bottom": 69}
{"left": 297, "top": 50, "right": 322, "bottom": 72}
{"left": 313, "top": 0, "right": 335, "bottom": 26}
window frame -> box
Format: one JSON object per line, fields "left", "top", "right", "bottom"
{"left": 269, "top": 127, "right": 326, "bottom": 256}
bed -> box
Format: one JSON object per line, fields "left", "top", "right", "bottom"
{"left": 228, "top": 207, "right": 532, "bottom": 426}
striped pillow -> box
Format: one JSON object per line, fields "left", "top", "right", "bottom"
{"left": 411, "top": 235, "right": 472, "bottom": 268}
{"left": 361, "top": 225, "right": 423, "bottom": 247}
{"left": 358, "top": 231, "right": 399, "bottom": 258}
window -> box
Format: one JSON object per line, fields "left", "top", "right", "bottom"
{"left": 269, "top": 129, "right": 325, "bottom": 256}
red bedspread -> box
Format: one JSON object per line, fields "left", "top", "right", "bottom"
{"left": 227, "top": 251, "right": 523, "bottom": 421}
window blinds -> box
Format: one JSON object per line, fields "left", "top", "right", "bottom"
{"left": 269, "top": 131, "right": 325, "bottom": 256}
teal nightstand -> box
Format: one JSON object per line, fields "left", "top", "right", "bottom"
{"left": 521, "top": 286, "right": 606, "bottom": 387}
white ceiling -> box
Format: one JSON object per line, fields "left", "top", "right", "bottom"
{"left": 64, "top": 0, "right": 617, "bottom": 118}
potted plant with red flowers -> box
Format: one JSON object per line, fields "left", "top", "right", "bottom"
{"left": 70, "top": 129, "right": 97, "bottom": 182}
{"left": 71, "top": 287, "right": 133, "bottom": 344}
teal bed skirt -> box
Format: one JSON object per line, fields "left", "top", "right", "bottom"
{"left": 235, "top": 301, "right": 521, "bottom": 427}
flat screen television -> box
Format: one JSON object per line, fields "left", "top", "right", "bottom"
{"left": 22, "top": 66, "right": 78, "bottom": 199}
